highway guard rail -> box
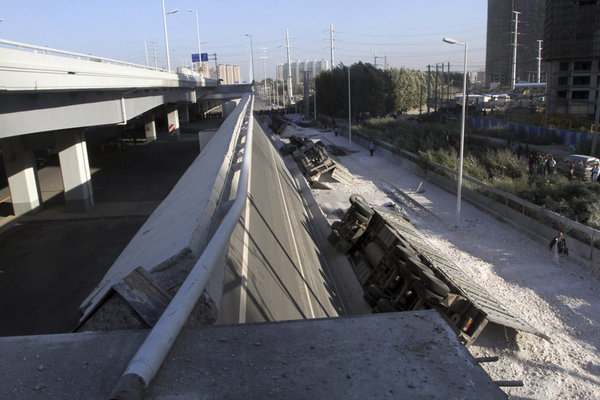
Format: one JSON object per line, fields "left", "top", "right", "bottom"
{"left": 109, "top": 96, "right": 255, "bottom": 400}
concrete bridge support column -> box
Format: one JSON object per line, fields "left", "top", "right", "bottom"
{"left": 179, "top": 105, "right": 190, "bottom": 126}
{"left": 222, "top": 99, "right": 240, "bottom": 119}
{"left": 1, "top": 136, "right": 42, "bottom": 216}
{"left": 167, "top": 110, "right": 180, "bottom": 137}
{"left": 56, "top": 130, "right": 94, "bottom": 212}
{"left": 145, "top": 120, "right": 157, "bottom": 142}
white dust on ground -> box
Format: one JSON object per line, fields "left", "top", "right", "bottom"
{"left": 287, "top": 123, "right": 600, "bottom": 399}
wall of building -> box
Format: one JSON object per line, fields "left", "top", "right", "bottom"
{"left": 485, "top": 0, "right": 546, "bottom": 87}
{"left": 276, "top": 59, "right": 329, "bottom": 85}
{"left": 544, "top": 0, "right": 600, "bottom": 116}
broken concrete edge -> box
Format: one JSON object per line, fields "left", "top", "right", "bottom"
{"left": 0, "top": 312, "right": 507, "bottom": 400}
{"left": 77, "top": 95, "right": 251, "bottom": 326}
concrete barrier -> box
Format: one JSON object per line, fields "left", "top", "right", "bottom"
{"left": 79, "top": 94, "right": 251, "bottom": 324}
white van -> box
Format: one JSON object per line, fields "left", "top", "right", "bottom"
{"left": 557, "top": 154, "right": 600, "bottom": 180}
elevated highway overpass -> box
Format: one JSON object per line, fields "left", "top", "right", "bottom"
{"left": 0, "top": 39, "right": 250, "bottom": 215}
{"left": 0, "top": 94, "right": 507, "bottom": 399}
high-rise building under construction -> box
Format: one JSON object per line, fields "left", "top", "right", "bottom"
{"left": 544, "top": 0, "right": 600, "bottom": 116}
{"left": 485, "top": 0, "right": 546, "bottom": 88}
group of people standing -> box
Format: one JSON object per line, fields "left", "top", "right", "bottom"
{"left": 528, "top": 152, "right": 557, "bottom": 176}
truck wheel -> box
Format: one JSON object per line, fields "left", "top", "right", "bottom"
{"left": 349, "top": 194, "right": 373, "bottom": 218}
{"left": 367, "top": 283, "right": 388, "bottom": 299}
{"left": 331, "top": 221, "right": 341, "bottom": 230}
{"left": 413, "top": 281, "right": 444, "bottom": 306}
{"left": 376, "top": 298, "right": 397, "bottom": 313}
{"left": 353, "top": 211, "right": 369, "bottom": 224}
{"left": 363, "top": 292, "right": 377, "bottom": 307}
{"left": 419, "top": 270, "right": 450, "bottom": 298}
{"left": 327, "top": 230, "right": 340, "bottom": 246}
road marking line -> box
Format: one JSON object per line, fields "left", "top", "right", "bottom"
{"left": 238, "top": 137, "right": 251, "bottom": 324}
{"left": 0, "top": 196, "right": 11, "bottom": 204}
{"left": 269, "top": 139, "right": 316, "bottom": 319}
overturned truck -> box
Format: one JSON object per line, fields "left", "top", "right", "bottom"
{"left": 329, "top": 194, "right": 546, "bottom": 346}
{"left": 281, "top": 134, "right": 352, "bottom": 184}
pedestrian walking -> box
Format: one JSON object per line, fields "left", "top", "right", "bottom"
{"left": 369, "top": 141, "right": 375, "bottom": 157}
{"left": 569, "top": 162, "right": 575, "bottom": 180}
{"left": 548, "top": 156, "right": 557, "bottom": 175}
{"left": 592, "top": 163, "right": 599, "bottom": 182}
{"left": 537, "top": 153, "right": 546, "bottom": 175}
{"left": 528, "top": 152, "right": 535, "bottom": 175}
{"left": 549, "top": 231, "right": 569, "bottom": 265}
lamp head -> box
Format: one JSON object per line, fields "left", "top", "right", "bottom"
{"left": 443, "top": 37, "right": 458, "bottom": 45}
{"left": 187, "top": 9, "right": 194, "bottom": 12}
{"left": 167, "top": 8, "right": 179, "bottom": 14}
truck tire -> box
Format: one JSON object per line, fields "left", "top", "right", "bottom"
{"left": 413, "top": 281, "right": 444, "bottom": 306}
{"left": 363, "top": 292, "right": 377, "bottom": 307}
{"left": 327, "top": 230, "right": 340, "bottom": 246}
{"left": 419, "top": 269, "right": 451, "bottom": 298}
{"left": 353, "top": 211, "right": 369, "bottom": 224}
{"left": 367, "top": 283, "right": 388, "bottom": 299}
{"left": 376, "top": 298, "right": 396, "bottom": 313}
{"left": 349, "top": 194, "right": 372, "bottom": 218}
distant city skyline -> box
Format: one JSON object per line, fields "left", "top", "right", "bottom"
{"left": 0, "top": 1, "right": 487, "bottom": 82}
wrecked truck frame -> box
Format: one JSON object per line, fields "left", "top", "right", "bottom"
{"left": 329, "top": 194, "right": 546, "bottom": 346}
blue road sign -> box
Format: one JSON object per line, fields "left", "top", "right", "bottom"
{"left": 191, "top": 53, "right": 200, "bottom": 62}
{"left": 201, "top": 53, "right": 209, "bottom": 62}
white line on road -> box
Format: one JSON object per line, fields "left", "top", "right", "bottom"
{"left": 268, "top": 139, "right": 316, "bottom": 319}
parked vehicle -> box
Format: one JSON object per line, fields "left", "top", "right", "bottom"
{"left": 557, "top": 154, "right": 600, "bottom": 180}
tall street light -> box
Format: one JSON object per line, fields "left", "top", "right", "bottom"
{"left": 245, "top": 34, "right": 255, "bottom": 84}
{"left": 161, "top": 1, "right": 178, "bottom": 72}
{"left": 443, "top": 37, "right": 468, "bottom": 225}
{"left": 187, "top": 9, "right": 203, "bottom": 77}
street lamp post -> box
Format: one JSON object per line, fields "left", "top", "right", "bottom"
{"left": 245, "top": 34, "right": 255, "bottom": 84}
{"left": 187, "top": 9, "right": 203, "bottom": 77}
{"left": 161, "top": 1, "right": 178, "bottom": 72}
{"left": 443, "top": 37, "right": 468, "bottom": 225}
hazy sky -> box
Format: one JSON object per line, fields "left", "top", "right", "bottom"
{"left": 1, "top": 1, "right": 487, "bottom": 81}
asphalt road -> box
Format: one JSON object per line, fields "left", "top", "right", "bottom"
{"left": 218, "top": 119, "right": 342, "bottom": 324}
{"left": 0, "top": 125, "right": 209, "bottom": 336}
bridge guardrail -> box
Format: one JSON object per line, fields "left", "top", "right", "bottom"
{"left": 109, "top": 95, "right": 255, "bottom": 399}
{"left": 0, "top": 38, "right": 167, "bottom": 72}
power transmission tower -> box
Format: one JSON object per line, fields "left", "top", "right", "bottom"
{"left": 427, "top": 65, "right": 431, "bottom": 114}
{"left": 330, "top": 24, "right": 335, "bottom": 69}
{"left": 511, "top": 10, "right": 521, "bottom": 90}
{"left": 285, "top": 29, "right": 294, "bottom": 102}
{"left": 374, "top": 52, "right": 383, "bottom": 68}
{"left": 447, "top": 62, "right": 450, "bottom": 103}
{"left": 152, "top": 40, "right": 158, "bottom": 68}
{"left": 537, "top": 40, "right": 543, "bottom": 83}
{"left": 260, "top": 48, "right": 268, "bottom": 100}
{"left": 434, "top": 64, "right": 439, "bottom": 112}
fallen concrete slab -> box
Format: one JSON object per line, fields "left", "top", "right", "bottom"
{"left": 0, "top": 312, "right": 506, "bottom": 399}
